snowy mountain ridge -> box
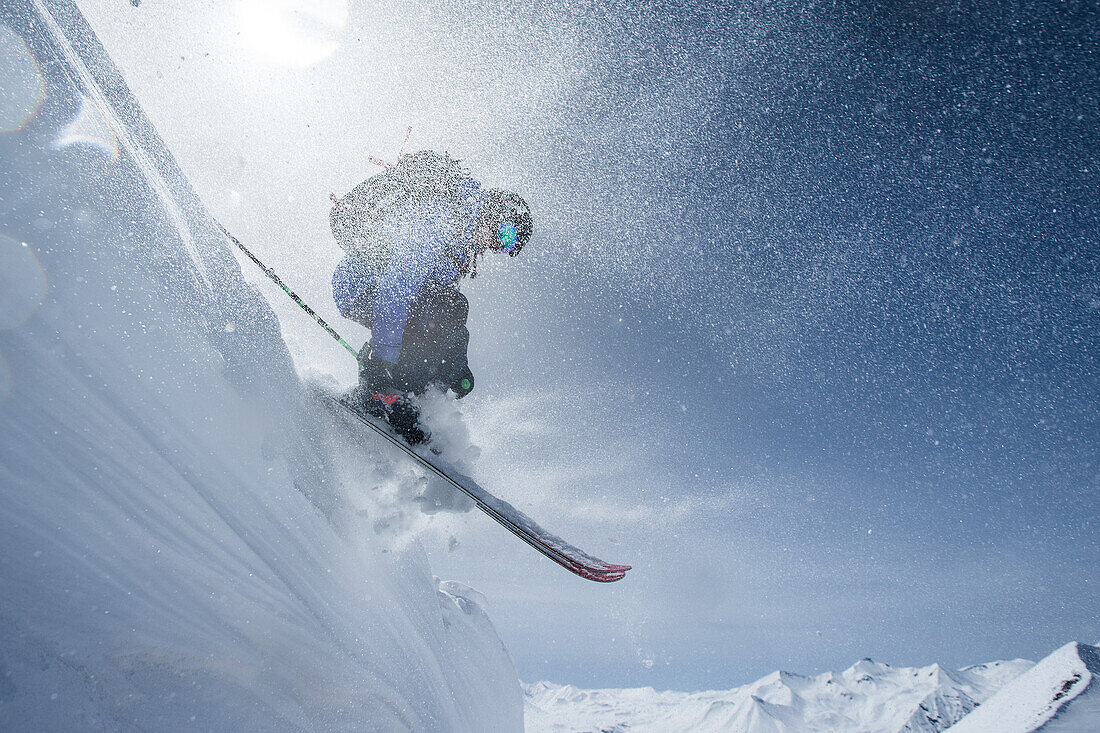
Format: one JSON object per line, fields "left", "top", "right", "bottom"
{"left": 949, "top": 641, "right": 1100, "bottom": 733}
{"left": 524, "top": 654, "right": 1035, "bottom": 732}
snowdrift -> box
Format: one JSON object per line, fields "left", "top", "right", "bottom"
{"left": 0, "top": 2, "right": 520, "bottom": 730}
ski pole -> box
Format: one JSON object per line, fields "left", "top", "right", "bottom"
{"left": 215, "top": 221, "right": 360, "bottom": 360}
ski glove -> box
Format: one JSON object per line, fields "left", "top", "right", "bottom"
{"left": 451, "top": 366, "right": 474, "bottom": 399}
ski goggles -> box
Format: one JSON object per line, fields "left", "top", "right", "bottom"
{"left": 496, "top": 222, "right": 519, "bottom": 254}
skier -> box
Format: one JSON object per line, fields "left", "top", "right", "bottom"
{"left": 330, "top": 152, "right": 532, "bottom": 445}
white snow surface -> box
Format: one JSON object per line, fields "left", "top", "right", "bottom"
{"left": 947, "top": 642, "right": 1100, "bottom": 733}
{"left": 0, "top": 5, "right": 520, "bottom": 730}
{"left": 524, "top": 655, "right": 1034, "bottom": 733}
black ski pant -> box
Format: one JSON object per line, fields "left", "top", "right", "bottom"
{"left": 365, "top": 284, "right": 472, "bottom": 397}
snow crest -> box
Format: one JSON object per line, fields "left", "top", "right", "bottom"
{"left": 947, "top": 642, "right": 1100, "bottom": 733}
{"left": 0, "top": 3, "right": 520, "bottom": 730}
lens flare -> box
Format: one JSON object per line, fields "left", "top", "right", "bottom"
{"left": 0, "top": 23, "right": 46, "bottom": 132}
{"left": 237, "top": 0, "right": 348, "bottom": 68}
{"left": 0, "top": 235, "right": 48, "bottom": 332}
{"left": 54, "top": 95, "right": 120, "bottom": 161}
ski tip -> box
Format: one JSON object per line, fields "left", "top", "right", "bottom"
{"left": 576, "top": 565, "right": 631, "bottom": 582}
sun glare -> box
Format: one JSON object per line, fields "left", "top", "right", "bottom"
{"left": 237, "top": 0, "right": 348, "bottom": 68}
{"left": 54, "top": 95, "right": 120, "bottom": 161}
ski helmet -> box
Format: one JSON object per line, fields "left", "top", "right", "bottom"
{"left": 483, "top": 189, "right": 532, "bottom": 257}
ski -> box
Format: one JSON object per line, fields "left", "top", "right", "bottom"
{"left": 319, "top": 392, "right": 631, "bottom": 583}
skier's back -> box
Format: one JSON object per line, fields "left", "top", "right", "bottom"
{"left": 330, "top": 152, "right": 532, "bottom": 444}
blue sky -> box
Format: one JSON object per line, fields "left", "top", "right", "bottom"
{"left": 456, "top": 0, "right": 1099, "bottom": 688}
{"left": 19, "top": 0, "right": 1099, "bottom": 691}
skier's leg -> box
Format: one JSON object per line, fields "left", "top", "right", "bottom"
{"left": 351, "top": 356, "right": 430, "bottom": 445}
{"left": 434, "top": 316, "right": 472, "bottom": 397}
{"left": 419, "top": 287, "right": 472, "bottom": 397}
{"left": 399, "top": 286, "right": 472, "bottom": 396}
{"left": 349, "top": 285, "right": 433, "bottom": 444}
{"left": 393, "top": 287, "right": 444, "bottom": 394}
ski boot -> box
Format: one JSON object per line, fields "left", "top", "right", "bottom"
{"left": 352, "top": 358, "right": 431, "bottom": 446}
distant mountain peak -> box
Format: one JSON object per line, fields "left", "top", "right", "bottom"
{"left": 525, "top": 651, "right": 1038, "bottom": 732}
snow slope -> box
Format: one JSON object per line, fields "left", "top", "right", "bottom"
{"left": 0, "top": 2, "right": 520, "bottom": 730}
{"left": 524, "top": 655, "right": 1033, "bottom": 733}
{"left": 948, "top": 642, "right": 1100, "bottom": 733}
